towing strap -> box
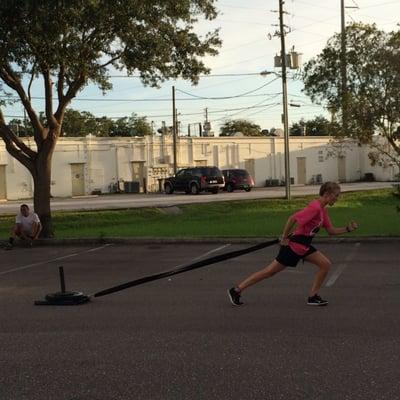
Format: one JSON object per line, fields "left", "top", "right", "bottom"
{"left": 289, "top": 234, "right": 314, "bottom": 246}
{"left": 94, "top": 238, "right": 279, "bottom": 298}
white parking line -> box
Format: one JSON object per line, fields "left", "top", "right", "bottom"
{"left": 191, "top": 244, "right": 231, "bottom": 262}
{"left": 325, "top": 242, "right": 361, "bottom": 287}
{"left": 0, "top": 244, "right": 112, "bottom": 276}
{"left": 170, "top": 244, "right": 232, "bottom": 270}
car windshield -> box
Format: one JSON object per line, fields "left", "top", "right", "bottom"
{"left": 175, "top": 169, "right": 186, "bottom": 176}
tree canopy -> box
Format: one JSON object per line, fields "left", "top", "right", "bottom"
{"left": 289, "top": 116, "right": 334, "bottom": 136}
{"left": 220, "top": 119, "right": 263, "bottom": 136}
{"left": 302, "top": 23, "right": 400, "bottom": 170}
{"left": 57, "top": 109, "right": 153, "bottom": 137}
{"left": 109, "top": 114, "right": 153, "bottom": 137}
{"left": 0, "top": 0, "right": 220, "bottom": 236}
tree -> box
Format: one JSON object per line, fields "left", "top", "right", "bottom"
{"left": 61, "top": 109, "right": 116, "bottom": 137}
{"left": 110, "top": 113, "right": 153, "bottom": 137}
{"left": 289, "top": 116, "right": 334, "bottom": 136}
{"left": 8, "top": 118, "right": 33, "bottom": 137}
{"left": 289, "top": 119, "right": 306, "bottom": 136}
{"left": 130, "top": 115, "right": 153, "bottom": 136}
{"left": 220, "top": 119, "right": 262, "bottom": 136}
{"left": 0, "top": 0, "right": 220, "bottom": 237}
{"left": 61, "top": 109, "right": 98, "bottom": 137}
{"left": 302, "top": 23, "right": 400, "bottom": 171}
{"left": 94, "top": 116, "right": 114, "bottom": 137}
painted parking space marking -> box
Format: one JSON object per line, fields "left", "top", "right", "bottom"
{"left": 325, "top": 242, "right": 361, "bottom": 287}
{"left": 0, "top": 244, "right": 112, "bottom": 276}
{"left": 170, "top": 244, "right": 232, "bottom": 271}
{"left": 191, "top": 244, "right": 231, "bottom": 262}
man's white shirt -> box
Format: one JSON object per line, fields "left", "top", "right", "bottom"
{"left": 16, "top": 212, "right": 40, "bottom": 233}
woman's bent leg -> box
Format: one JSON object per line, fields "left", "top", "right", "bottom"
{"left": 304, "top": 251, "right": 332, "bottom": 296}
{"left": 237, "top": 260, "right": 286, "bottom": 292}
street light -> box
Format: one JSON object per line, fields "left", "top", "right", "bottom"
{"left": 260, "top": 67, "right": 290, "bottom": 198}
{"left": 265, "top": 2, "right": 302, "bottom": 199}
{"left": 260, "top": 70, "right": 280, "bottom": 77}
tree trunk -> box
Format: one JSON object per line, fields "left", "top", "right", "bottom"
{"left": 32, "top": 137, "right": 57, "bottom": 238}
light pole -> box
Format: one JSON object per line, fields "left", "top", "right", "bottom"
{"left": 340, "top": 1, "right": 358, "bottom": 135}
{"left": 279, "top": 0, "right": 291, "bottom": 200}
{"left": 340, "top": 0, "right": 347, "bottom": 135}
{"left": 172, "top": 86, "right": 177, "bottom": 174}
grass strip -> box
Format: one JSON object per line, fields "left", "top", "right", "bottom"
{"left": 1, "top": 189, "right": 399, "bottom": 238}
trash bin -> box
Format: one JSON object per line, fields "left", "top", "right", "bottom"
{"left": 124, "top": 181, "right": 140, "bottom": 193}
{"left": 265, "top": 179, "right": 280, "bottom": 187}
{"left": 158, "top": 178, "right": 165, "bottom": 192}
{"left": 364, "top": 173, "right": 375, "bottom": 182}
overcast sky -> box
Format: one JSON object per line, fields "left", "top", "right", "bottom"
{"left": 5, "top": 0, "right": 400, "bottom": 136}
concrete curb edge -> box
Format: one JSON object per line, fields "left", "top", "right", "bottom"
{"left": 3, "top": 236, "right": 399, "bottom": 247}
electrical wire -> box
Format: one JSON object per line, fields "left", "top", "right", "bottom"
{"left": 210, "top": 99, "right": 281, "bottom": 123}
{"left": 0, "top": 88, "right": 283, "bottom": 103}
{"left": 176, "top": 77, "right": 280, "bottom": 100}
{"left": 2, "top": 96, "right": 283, "bottom": 121}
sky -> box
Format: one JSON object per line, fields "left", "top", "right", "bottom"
{"left": 4, "top": 0, "right": 400, "bottom": 136}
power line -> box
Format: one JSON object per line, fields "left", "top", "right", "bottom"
{"left": 294, "top": 0, "right": 337, "bottom": 11}
{"left": 210, "top": 98, "right": 281, "bottom": 123}
{"left": 363, "top": 0, "right": 399, "bottom": 9}
{"left": 3, "top": 97, "right": 283, "bottom": 121}
{"left": 0, "top": 87, "right": 283, "bottom": 103}
{"left": 241, "top": 103, "right": 281, "bottom": 119}
{"left": 217, "top": 2, "right": 267, "bottom": 11}
{"left": 176, "top": 77, "right": 280, "bottom": 100}
{"left": 217, "top": 18, "right": 266, "bottom": 26}
{"left": 109, "top": 72, "right": 266, "bottom": 78}
{"left": 13, "top": 71, "right": 271, "bottom": 79}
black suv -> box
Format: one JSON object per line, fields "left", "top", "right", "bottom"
{"left": 222, "top": 169, "right": 255, "bottom": 192}
{"left": 164, "top": 167, "right": 225, "bottom": 195}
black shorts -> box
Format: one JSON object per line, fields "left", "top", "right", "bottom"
{"left": 275, "top": 245, "right": 317, "bottom": 267}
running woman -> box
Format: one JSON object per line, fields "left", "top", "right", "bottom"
{"left": 228, "top": 182, "right": 358, "bottom": 306}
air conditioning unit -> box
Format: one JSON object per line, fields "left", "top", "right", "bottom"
{"left": 124, "top": 181, "right": 140, "bottom": 193}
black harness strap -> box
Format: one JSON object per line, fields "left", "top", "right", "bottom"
{"left": 94, "top": 238, "right": 279, "bottom": 298}
{"left": 289, "top": 234, "right": 314, "bottom": 246}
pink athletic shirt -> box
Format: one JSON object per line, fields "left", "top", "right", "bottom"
{"left": 289, "top": 199, "right": 333, "bottom": 256}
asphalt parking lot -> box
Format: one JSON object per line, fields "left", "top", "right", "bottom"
{"left": 1, "top": 240, "right": 399, "bottom": 400}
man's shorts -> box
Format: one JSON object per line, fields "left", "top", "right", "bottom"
{"left": 17, "top": 229, "right": 32, "bottom": 237}
{"left": 275, "top": 245, "right": 317, "bottom": 267}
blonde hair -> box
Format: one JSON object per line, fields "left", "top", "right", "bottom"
{"left": 319, "top": 182, "right": 340, "bottom": 196}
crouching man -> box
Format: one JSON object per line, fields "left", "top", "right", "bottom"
{"left": 5, "top": 204, "right": 42, "bottom": 250}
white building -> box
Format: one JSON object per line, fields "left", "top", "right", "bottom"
{"left": 0, "top": 135, "right": 398, "bottom": 200}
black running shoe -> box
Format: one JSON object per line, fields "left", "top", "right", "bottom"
{"left": 228, "top": 287, "right": 243, "bottom": 306}
{"left": 307, "top": 294, "right": 328, "bottom": 306}
{"left": 4, "top": 243, "right": 13, "bottom": 251}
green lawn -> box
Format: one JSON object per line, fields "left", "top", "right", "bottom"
{"left": 1, "top": 189, "right": 399, "bottom": 239}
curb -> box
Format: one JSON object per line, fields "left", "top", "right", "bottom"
{"left": 3, "top": 236, "right": 400, "bottom": 247}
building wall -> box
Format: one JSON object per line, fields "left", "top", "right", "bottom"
{"left": 0, "top": 135, "right": 398, "bottom": 200}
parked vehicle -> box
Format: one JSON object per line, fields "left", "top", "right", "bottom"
{"left": 164, "top": 166, "right": 225, "bottom": 195}
{"left": 222, "top": 169, "right": 255, "bottom": 192}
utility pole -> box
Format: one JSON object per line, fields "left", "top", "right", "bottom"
{"left": 340, "top": 0, "right": 348, "bottom": 135}
{"left": 204, "top": 107, "right": 211, "bottom": 137}
{"left": 279, "top": 0, "right": 291, "bottom": 200}
{"left": 172, "top": 86, "right": 177, "bottom": 173}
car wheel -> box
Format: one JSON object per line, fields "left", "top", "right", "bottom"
{"left": 190, "top": 183, "right": 199, "bottom": 195}
{"left": 226, "top": 184, "right": 234, "bottom": 192}
{"left": 165, "top": 183, "right": 174, "bottom": 194}
{"left": 245, "top": 187, "right": 252, "bottom": 192}
{"left": 211, "top": 188, "right": 218, "bottom": 194}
